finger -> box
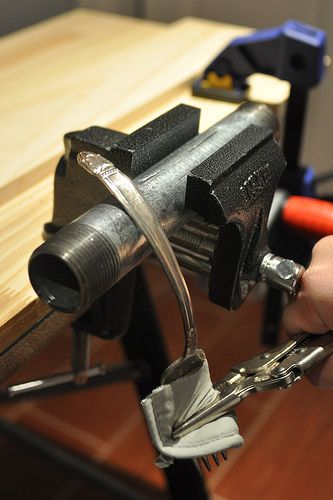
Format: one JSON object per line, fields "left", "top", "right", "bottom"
{"left": 311, "top": 235, "right": 333, "bottom": 263}
{"left": 283, "top": 289, "right": 328, "bottom": 334}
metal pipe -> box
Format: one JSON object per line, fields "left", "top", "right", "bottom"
{"left": 29, "top": 103, "right": 278, "bottom": 313}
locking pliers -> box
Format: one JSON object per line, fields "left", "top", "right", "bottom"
{"left": 173, "top": 331, "right": 333, "bottom": 439}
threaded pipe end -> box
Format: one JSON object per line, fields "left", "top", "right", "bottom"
{"left": 29, "top": 222, "right": 120, "bottom": 313}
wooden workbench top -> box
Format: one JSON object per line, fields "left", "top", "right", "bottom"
{"left": 0, "top": 9, "right": 289, "bottom": 361}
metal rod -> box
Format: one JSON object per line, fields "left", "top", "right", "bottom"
{"left": 4, "top": 365, "right": 104, "bottom": 398}
{"left": 72, "top": 331, "right": 91, "bottom": 385}
{"left": 0, "top": 362, "right": 146, "bottom": 401}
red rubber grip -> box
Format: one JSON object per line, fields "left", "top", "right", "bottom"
{"left": 282, "top": 196, "right": 333, "bottom": 237}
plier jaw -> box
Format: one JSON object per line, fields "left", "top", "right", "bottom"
{"left": 173, "top": 331, "right": 333, "bottom": 439}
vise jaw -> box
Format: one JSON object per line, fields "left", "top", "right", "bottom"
{"left": 186, "top": 124, "right": 286, "bottom": 310}
{"left": 45, "top": 104, "right": 200, "bottom": 236}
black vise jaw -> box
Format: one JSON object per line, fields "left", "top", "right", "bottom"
{"left": 45, "top": 104, "right": 200, "bottom": 236}
{"left": 40, "top": 104, "right": 200, "bottom": 339}
{"left": 185, "top": 124, "right": 286, "bottom": 310}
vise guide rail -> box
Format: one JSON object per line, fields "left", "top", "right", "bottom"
{"left": 0, "top": 9, "right": 288, "bottom": 375}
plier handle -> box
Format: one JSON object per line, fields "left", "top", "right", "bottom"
{"left": 173, "top": 331, "right": 333, "bottom": 439}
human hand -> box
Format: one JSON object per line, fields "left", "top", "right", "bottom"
{"left": 282, "top": 235, "right": 333, "bottom": 388}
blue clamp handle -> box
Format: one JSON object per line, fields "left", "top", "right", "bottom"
{"left": 205, "top": 19, "right": 326, "bottom": 88}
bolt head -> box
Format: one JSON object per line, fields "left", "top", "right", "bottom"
{"left": 276, "top": 259, "right": 297, "bottom": 280}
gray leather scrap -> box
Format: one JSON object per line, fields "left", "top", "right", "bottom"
{"left": 141, "top": 360, "right": 243, "bottom": 468}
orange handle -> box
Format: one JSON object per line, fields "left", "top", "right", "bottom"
{"left": 282, "top": 196, "right": 333, "bottom": 237}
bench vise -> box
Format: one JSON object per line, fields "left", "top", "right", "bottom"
{"left": 29, "top": 103, "right": 299, "bottom": 338}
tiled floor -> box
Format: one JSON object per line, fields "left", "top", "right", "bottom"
{"left": 1, "top": 263, "right": 333, "bottom": 499}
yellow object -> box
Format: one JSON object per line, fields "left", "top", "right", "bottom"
{"left": 202, "top": 72, "right": 234, "bottom": 89}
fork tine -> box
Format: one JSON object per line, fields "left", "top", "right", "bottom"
{"left": 192, "top": 458, "right": 201, "bottom": 474}
{"left": 212, "top": 453, "right": 220, "bottom": 466}
{"left": 221, "top": 449, "right": 228, "bottom": 461}
{"left": 201, "top": 456, "right": 211, "bottom": 471}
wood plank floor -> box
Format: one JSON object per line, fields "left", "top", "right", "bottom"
{"left": 0, "top": 262, "right": 333, "bottom": 499}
